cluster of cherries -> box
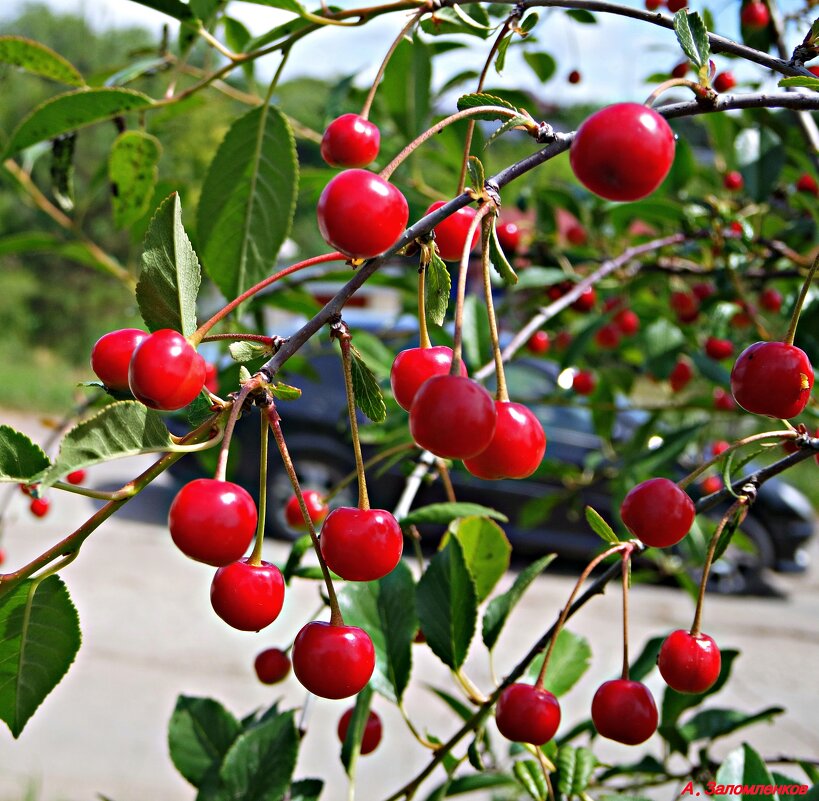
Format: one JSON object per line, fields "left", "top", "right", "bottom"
{"left": 20, "top": 469, "right": 86, "bottom": 519}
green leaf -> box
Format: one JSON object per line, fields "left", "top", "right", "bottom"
{"left": 485, "top": 114, "right": 531, "bottom": 149}
{"left": 461, "top": 293, "right": 490, "bottom": 368}
{"left": 168, "top": 696, "right": 241, "bottom": 788}
{"left": 482, "top": 554, "right": 556, "bottom": 651}
{"left": 109, "top": 131, "right": 162, "bottom": 229}
{"left": 456, "top": 92, "right": 517, "bottom": 121}
{"left": 197, "top": 104, "right": 298, "bottom": 301}
{"left": 557, "top": 745, "right": 577, "bottom": 797}
{"left": 673, "top": 10, "right": 710, "bottom": 68}
{"left": 126, "top": 0, "right": 195, "bottom": 20}
{"left": 523, "top": 51, "right": 556, "bottom": 82}
{"left": 289, "top": 779, "right": 323, "bottom": 801}
{"left": 735, "top": 125, "right": 785, "bottom": 203}
{"left": 49, "top": 133, "right": 75, "bottom": 212}
{"left": 445, "top": 774, "right": 519, "bottom": 795}
{"left": 281, "top": 535, "right": 312, "bottom": 584}
{"left": 488, "top": 223, "right": 518, "bottom": 285}
{"left": 527, "top": 629, "right": 592, "bottom": 696}
{"left": 0, "top": 36, "right": 84, "bottom": 86}
{"left": 513, "top": 267, "right": 569, "bottom": 290}
{"left": 514, "top": 760, "right": 548, "bottom": 801}
{"left": 573, "top": 747, "right": 597, "bottom": 794}
{"left": 240, "top": 0, "right": 307, "bottom": 14}
{"left": 0, "top": 232, "right": 111, "bottom": 272}
{"left": 0, "top": 576, "right": 81, "bottom": 738}
{"left": 445, "top": 516, "right": 511, "bottom": 603}
{"left": 450, "top": 3, "right": 491, "bottom": 30}
{"left": 679, "top": 706, "right": 783, "bottom": 744}
{"left": 566, "top": 9, "right": 597, "bottom": 23}
{"left": 425, "top": 251, "right": 451, "bottom": 327}
{"left": 642, "top": 318, "right": 685, "bottom": 378}
{"left": 428, "top": 686, "right": 474, "bottom": 722}
{"left": 585, "top": 506, "right": 620, "bottom": 545}
{"left": 350, "top": 347, "right": 387, "bottom": 423}
{"left": 40, "top": 401, "right": 174, "bottom": 489}
{"left": 136, "top": 193, "right": 201, "bottom": 337}
{"left": 778, "top": 76, "right": 819, "bottom": 91}
{"left": 4, "top": 88, "right": 153, "bottom": 157}
{"left": 381, "top": 37, "right": 431, "bottom": 138}
{"left": 400, "top": 503, "right": 507, "bottom": 527}
{"left": 340, "top": 684, "right": 373, "bottom": 774}
{"left": 713, "top": 744, "right": 777, "bottom": 799}
{"left": 104, "top": 56, "right": 170, "bottom": 87}
{"left": 466, "top": 156, "right": 485, "bottom": 191}
{"left": 623, "top": 421, "right": 702, "bottom": 475}
{"left": 494, "top": 33, "right": 512, "bottom": 74}
{"left": 229, "top": 341, "right": 276, "bottom": 363}
{"left": 629, "top": 636, "right": 664, "bottom": 682}
{"left": 416, "top": 537, "right": 477, "bottom": 670}
{"left": 271, "top": 382, "right": 302, "bottom": 401}
{"left": 0, "top": 425, "right": 50, "bottom": 483}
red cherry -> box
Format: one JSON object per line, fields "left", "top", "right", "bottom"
{"left": 692, "top": 282, "right": 716, "bottom": 301}
{"left": 570, "top": 104, "right": 676, "bottom": 202}
{"left": 204, "top": 362, "right": 219, "bottom": 394}
{"left": 740, "top": 1, "right": 770, "bottom": 29}
{"left": 496, "top": 220, "right": 522, "bottom": 254}
{"left": 91, "top": 328, "right": 148, "bottom": 392}
{"left": 614, "top": 309, "right": 640, "bottom": 336}
{"left": 809, "top": 66, "right": 819, "bottom": 78}
{"left": 759, "top": 288, "right": 783, "bottom": 313}
{"left": 128, "top": 329, "right": 206, "bottom": 411}
{"left": 169, "top": 478, "right": 257, "bottom": 566}
{"left": 30, "top": 497, "right": 50, "bottom": 518}
{"left": 592, "top": 680, "right": 658, "bottom": 745}
{"left": 210, "top": 559, "right": 285, "bottom": 631}
{"left": 705, "top": 337, "right": 734, "bottom": 361}
{"left": 669, "top": 359, "right": 694, "bottom": 392}
{"left": 19, "top": 483, "right": 34, "bottom": 496}
{"left": 566, "top": 223, "right": 588, "bottom": 246}
{"left": 526, "top": 331, "right": 550, "bottom": 355}
{"left": 495, "top": 683, "right": 561, "bottom": 745}
{"left": 337, "top": 708, "right": 383, "bottom": 754}
{"left": 284, "top": 490, "right": 328, "bottom": 531}
{"left": 666, "top": 0, "right": 687, "bottom": 10}
{"left": 254, "top": 648, "right": 291, "bottom": 684}
{"left": 426, "top": 201, "right": 479, "bottom": 262}
{"left": 712, "top": 440, "right": 730, "bottom": 456}
{"left": 782, "top": 437, "right": 799, "bottom": 454}
{"left": 723, "top": 171, "right": 744, "bottom": 191}
{"left": 713, "top": 387, "right": 737, "bottom": 411}
{"left": 463, "top": 401, "right": 546, "bottom": 480}
{"left": 409, "top": 375, "right": 497, "bottom": 459}
{"left": 390, "top": 347, "right": 467, "bottom": 412}
{"left": 320, "top": 507, "right": 403, "bottom": 581}
{"left": 700, "top": 475, "right": 723, "bottom": 495}
{"left": 645, "top": 0, "right": 663, "bottom": 9}
{"left": 572, "top": 370, "right": 595, "bottom": 396}
{"left": 671, "top": 62, "right": 689, "bottom": 78}
{"left": 595, "top": 323, "right": 621, "bottom": 350}
{"left": 620, "top": 477, "right": 695, "bottom": 548}
{"left": 555, "top": 331, "right": 573, "bottom": 351}
{"left": 730, "top": 341, "right": 814, "bottom": 419}
{"left": 0, "top": 548, "right": 5, "bottom": 566}
{"left": 670, "top": 291, "right": 699, "bottom": 323}
{"left": 567, "top": 70, "right": 581, "bottom": 84}
{"left": 728, "top": 221, "right": 745, "bottom": 237}
{"left": 320, "top": 114, "right": 381, "bottom": 168}
{"left": 317, "top": 169, "right": 409, "bottom": 259}
{"left": 714, "top": 71, "right": 736, "bottom": 93}
{"left": 66, "top": 470, "right": 86, "bottom": 485}
{"left": 571, "top": 288, "right": 596, "bottom": 312}
{"left": 795, "top": 173, "right": 819, "bottom": 197}
{"left": 292, "top": 621, "right": 375, "bottom": 699}
{"left": 658, "top": 629, "right": 721, "bottom": 694}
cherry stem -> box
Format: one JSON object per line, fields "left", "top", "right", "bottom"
{"left": 399, "top": 702, "right": 441, "bottom": 751}
{"left": 644, "top": 77, "right": 709, "bottom": 107}
{"left": 360, "top": 7, "right": 426, "bottom": 119}
{"left": 51, "top": 481, "right": 124, "bottom": 502}
{"left": 249, "top": 408, "right": 270, "bottom": 566}
{"left": 454, "top": 668, "right": 487, "bottom": 704}
{"left": 691, "top": 498, "right": 746, "bottom": 637}
{"left": 784, "top": 250, "right": 818, "bottom": 346}
{"left": 417, "top": 257, "right": 431, "bottom": 349}
{"left": 190, "top": 252, "right": 344, "bottom": 345}
{"left": 337, "top": 329, "right": 370, "bottom": 511}
{"left": 201, "top": 333, "right": 279, "bottom": 345}
{"left": 436, "top": 459, "right": 457, "bottom": 504}
{"left": 265, "top": 403, "right": 344, "bottom": 627}
{"left": 480, "top": 214, "right": 509, "bottom": 403}
{"left": 535, "top": 542, "right": 630, "bottom": 689}
{"left": 214, "top": 379, "right": 261, "bottom": 482}
{"left": 620, "top": 550, "right": 631, "bottom": 681}
{"left": 530, "top": 744, "right": 557, "bottom": 801}
{"left": 324, "top": 443, "right": 415, "bottom": 503}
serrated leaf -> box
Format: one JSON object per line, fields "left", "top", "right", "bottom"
{"left": 778, "top": 76, "right": 819, "bottom": 90}
{"left": 445, "top": 516, "right": 511, "bottom": 602}
{"left": 456, "top": 92, "right": 517, "bottom": 121}
{"left": 168, "top": 696, "right": 241, "bottom": 788}
{"left": 0, "top": 425, "right": 50, "bottom": 482}
{"left": 446, "top": 774, "right": 518, "bottom": 795}
{"left": 482, "top": 554, "right": 556, "bottom": 651}
{"left": 673, "top": 10, "right": 710, "bottom": 68}
{"left": 40, "top": 401, "right": 173, "bottom": 488}
{"left": 514, "top": 760, "right": 548, "bottom": 801}
{"left": 527, "top": 630, "right": 592, "bottom": 696}
{"left": 425, "top": 251, "right": 451, "bottom": 327}
{"left": 400, "top": 502, "right": 507, "bottom": 527}
{"left": 197, "top": 104, "right": 298, "bottom": 301}
{"left": 127, "top": 0, "right": 195, "bottom": 20}
{"left": 4, "top": 88, "right": 153, "bottom": 157}
{"left": 585, "top": 506, "right": 620, "bottom": 545}
{"left": 416, "top": 537, "right": 477, "bottom": 670}
{"left": 340, "top": 683, "right": 373, "bottom": 775}
{"left": 50, "top": 133, "right": 75, "bottom": 212}
{"left": 271, "top": 382, "right": 302, "bottom": 401}
{"left": 488, "top": 222, "right": 518, "bottom": 285}
{"left": 523, "top": 51, "right": 556, "bottom": 82}
{"left": 574, "top": 747, "right": 597, "bottom": 794}
{"left": 0, "top": 36, "right": 84, "bottom": 86}
{"left": 136, "top": 193, "right": 201, "bottom": 337}
{"left": 350, "top": 349, "right": 386, "bottom": 423}
{"left": 557, "top": 745, "right": 577, "bottom": 797}
{"left": 485, "top": 114, "right": 531, "bottom": 149}
{"left": 0, "top": 576, "right": 81, "bottom": 738}
{"left": 109, "top": 131, "right": 162, "bottom": 229}
{"left": 229, "top": 341, "right": 275, "bottom": 362}
{"left": 466, "top": 156, "right": 485, "bottom": 191}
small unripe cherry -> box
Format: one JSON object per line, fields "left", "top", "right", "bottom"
{"left": 254, "top": 648, "right": 291, "bottom": 684}
{"left": 320, "top": 114, "right": 381, "bottom": 168}
{"left": 337, "top": 708, "right": 383, "bottom": 754}
{"left": 284, "top": 490, "right": 328, "bottom": 531}
{"left": 620, "top": 477, "right": 695, "bottom": 548}
{"left": 658, "top": 629, "right": 721, "bottom": 694}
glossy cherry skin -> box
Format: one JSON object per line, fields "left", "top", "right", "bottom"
{"left": 426, "top": 201, "right": 480, "bottom": 262}
{"left": 321, "top": 114, "right": 381, "bottom": 168}
{"left": 495, "top": 683, "right": 561, "bottom": 745}
{"left": 292, "top": 621, "right": 375, "bottom": 699}
{"left": 614, "top": 309, "right": 640, "bottom": 336}
{"left": 317, "top": 169, "right": 409, "bottom": 259}
{"left": 409, "top": 375, "right": 497, "bottom": 459}
{"left": 740, "top": 1, "right": 770, "bottom": 29}
{"left": 666, "top": 0, "right": 686, "bottom": 10}
{"left": 210, "top": 559, "right": 285, "bottom": 631}
{"left": 796, "top": 173, "right": 819, "bottom": 196}
{"left": 496, "top": 220, "right": 521, "bottom": 254}
{"left": 592, "top": 680, "right": 658, "bottom": 745}
{"left": 723, "top": 170, "right": 744, "bottom": 191}
{"left": 337, "top": 708, "right": 383, "bottom": 754}
{"left": 169, "top": 478, "right": 257, "bottom": 566}
{"left": 128, "top": 329, "right": 206, "bottom": 411}
{"left": 730, "top": 341, "right": 814, "bottom": 419}
{"left": 30, "top": 497, "right": 50, "bottom": 518}
{"left": 91, "top": 328, "right": 148, "bottom": 392}
{"left": 714, "top": 71, "right": 736, "bottom": 93}
{"left": 759, "top": 288, "right": 783, "bottom": 313}
{"left": 320, "top": 507, "right": 403, "bottom": 581}
{"left": 645, "top": 0, "right": 662, "bottom": 9}
{"left": 669, "top": 359, "right": 693, "bottom": 392}
{"left": 620, "top": 477, "right": 695, "bottom": 548}
{"left": 595, "top": 323, "right": 621, "bottom": 350}
{"left": 571, "top": 288, "right": 596, "bottom": 312}
{"left": 671, "top": 62, "right": 689, "bottom": 79}
{"left": 284, "top": 490, "right": 328, "bottom": 531}
{"left": 572, "top": 370, "right": 595, "bottom": 396}
{"left": 254, "top": 647, "right": 291, "bottom": 684}
{"left": 526, "top": 331, "right": 550, "bottom": 355}
{"left": 66, "top": 469, "right": 86, "bottom": 485}
{"left": 390, "top": 346, "right": 467, "bottom": 412}
{"left": 464, "top": 402, "right": 546, "bottom": 480}
{"left": 658, "top": 629, "right": 721, "bottom": 694}
{"left": 705, "top": 337, "right": 734, "bottom": 361}
{"left": 569, "top": 103, "right": 675, "bottom": 202}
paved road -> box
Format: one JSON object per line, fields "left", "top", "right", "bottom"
{"left": 1, "top": 412, "right": 817, "bottom": 801}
